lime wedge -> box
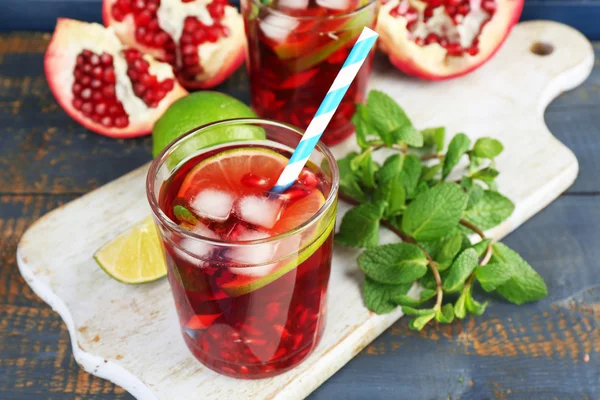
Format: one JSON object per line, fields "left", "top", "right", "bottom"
{"left": 94, "top": 216, "right": 167, "bottom": 284}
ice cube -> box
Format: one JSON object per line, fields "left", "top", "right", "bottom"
{"left": 189, "top": 189, "right": 234, "bottom": 222}
{"left": 278, "top": 0, "right": 309, "bottom": 9}
{"left": 228, "top": 229, "right": 280, "bottom": 276}
{"left": 177, "top": 223, "right": 218, "bottom": 266}
{"left": 259, "top": 14, "right": 300, "bottom": 42}
{"left": 316, "top": 0, "right": 351, "bottom": 10}
{"left": 237, "top": 195, "right": 283, "bottom": 229}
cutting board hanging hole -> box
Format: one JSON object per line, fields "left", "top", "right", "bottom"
{"left": 530, "top": 42, "right": 554, "bottom": 56}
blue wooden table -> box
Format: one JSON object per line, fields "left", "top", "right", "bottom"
{"left": 0, "top": 32, "right": 599, "bottom": 399}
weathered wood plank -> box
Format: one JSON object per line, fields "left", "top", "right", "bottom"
{"left": 0, "top": 194, "right": 131, "bottom": 399}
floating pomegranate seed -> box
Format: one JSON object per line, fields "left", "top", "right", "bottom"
{"left": 278, "top": 188, "right": 308, "bottom": 202}
{"left": 298, "top": 169, "right": 318, "bottom": 187}
{"left": 241, "top": 173, "right": 270, "bottom": 189}
{"left": 186, "top": 313, "right": 221, "bottom": 330}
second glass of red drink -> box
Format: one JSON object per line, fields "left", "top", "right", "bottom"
{"left": 242, "top": 0, "right": 379, "bottom": 146}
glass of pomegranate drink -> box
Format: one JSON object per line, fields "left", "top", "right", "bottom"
{"left": 241, "top": 0, "right": 378, "bottom": 146}
{"left": 147, "top": 119, "right": 339, "bottom": 378}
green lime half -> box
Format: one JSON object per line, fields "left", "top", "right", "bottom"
{"left": 152, "top": 91, "right": 263, "bottom": 158}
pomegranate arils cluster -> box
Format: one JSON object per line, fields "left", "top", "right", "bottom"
{"left": 124, "top": 49, "right": 175, "bottom": 107}
{"left": 389, "top": 0, "right": 498, "bottom": 56}
{"left": 72, "top": 49, "right": 129, "bottom": 128}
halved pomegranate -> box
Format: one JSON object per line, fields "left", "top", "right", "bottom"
{"left": 102, "top": 0, "right": 246, "bottom": 89}
{"left": 376, "top": 0, "right": 524, "bottom": 80}
{"left": 45, "top": 18, "right": 187, "bottom": 138}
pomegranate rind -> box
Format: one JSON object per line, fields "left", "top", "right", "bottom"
{"left": 102, "top": 0, "right": 247, "bottom": 89}
{"left": 376, "top": 0, "right": 524, "bottom": 80}
{"left": 44, "top": 18, "right": 188, "bottom": 138}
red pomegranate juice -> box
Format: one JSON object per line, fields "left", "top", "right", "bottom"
{"left": 158, "top": 144, "right": 335, "bottom": 378}
{"left": 242, "top": 0, "right": 378, "bottom": 146}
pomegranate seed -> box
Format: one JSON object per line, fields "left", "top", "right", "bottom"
{"left": 161, "top": 79, "right": 174, "bottom": 91}
{"left": 103, "top": 69, "right": 116, "bottom": 84}
{"left": 133, "top": 0, "right": 145, "bottom": 11}
{"left": 115, "top": 116, "right": 128, "bottom": 128}
{"left": 90, "top": 79, "right": 102, "bottom": 89}
{"left": 92, "top": 91, "right": 102, "bottom": 102}
{"left": 72, "top": 83, "right": 82, "bottom": 96}
{"left": 143, "top": 33, "right": 154, "bottom": 45}
{"left": 108, "top": 104, "right": 121, "bottom": 116}
{"left": 407, "top": 20, "right": 418, "bottom": 32}
{"left": 457, "top": 4, "right": 470, "bottom": 15}
{"left": 92, "top": 114, "right": 102, "bottom": 123}
{"left": 82, "top": 49, "right": 92, "bottom": 58}
{"left": 299, "top": 169, "right": 318, "bottom": 187}
{"left": 448, "top": 0, "right": 462, "bottom": 5}
{"left": 182, "top": 44, "right": 196, "bottom": 56}
{"left": 101, "top": 116, "right": 113, "bottom": 127}
{"left": 193, "top": 30, "right": 206, "bottom": 43}
{"left": 147, "top": 2, "right": 158, "bottom": 13}
{"left": 83, "top": 64, "right": 92, "bottom": 74}
{"left": 292, "top": 334, "right": 303, "bottom": 348}
{"left": 481, "top": 0, "right": 497, "bottom": 13}
{"left": 272, "top": 347, "right": 287, "bottom": 360}
{"left": 76, "top": 54, "right": 85, "bottom": 66}
{"left": 81, "top": 102, "right": 93, "bottom": 116}
{"left": 112, "top": 6, "right": 125, "bottom": 21}
{"left": 278, "top": 188, "right": 308, "bottom": 202}
{"left": 184, "top": 18, "right": 199, "bottom": 31}
{"left": 89, "top": 54, "right": 100, "bottom": 65}
{"left": 95, "top": 103, "right": 107, "bottom": 115}
{"left": 73, "top": 98, "right": 82, "bottom": 110}
{"left": 154, "top": 32, "right": 169, "bottom": 46}
{"left": 102, "top": 86, "right": 115, "bottom": 98}
{"left": 446, "top": 43, "right": 463, "bottom": 56}
{"left": 241, "top": 173, "right": 270, "bottom": 189}
{"left": 80, "top": 88, "right": 92, "bottom": 99}
{"left": 466, "top": 46, "right": 479, "bottom": 56}
{"left": 425, "top": 33, "right": 439, "bottom": 45}
{"left": 446, "top": 5, "right": 457, "bottom": 16}
{"left": 184, "top": 54, "right": 199, "bottom": 65}
{"left": 239, "top": 366, "right": 249, "bottom": 374}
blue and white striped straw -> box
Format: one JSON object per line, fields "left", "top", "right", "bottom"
{"left": 271, "top": 27, "right": 378, "bottom": 193}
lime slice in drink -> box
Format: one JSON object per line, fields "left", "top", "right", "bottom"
{"left": 178, "top": 147, "right": 290, "bottom": 198}
{"left": 152, "top": 91, "right": 263, "bottom": 159}
{"left": 177, "top": 147, "right": 332, "bottom": 296}
{"left": 94, "top": 216, "right": 167, "bottom": 284}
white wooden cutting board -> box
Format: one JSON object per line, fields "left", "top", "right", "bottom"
{"left": 17, "top": 21, "right": 593, "bottom": 400}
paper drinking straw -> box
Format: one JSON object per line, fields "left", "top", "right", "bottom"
{"left": 271, "top": 27, "right": 379, "bottom": 193}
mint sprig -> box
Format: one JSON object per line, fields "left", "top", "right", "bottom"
{"left": 336, "top": 90, "right": 548, "bottom": 330}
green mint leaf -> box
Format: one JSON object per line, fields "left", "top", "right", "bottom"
{"left": 335, "top": 201, "right": 386, "bottom": 248}
{"left": 402, "top": 183, "right": 468, "bottom": 241}
{"left": 491, "top": 243, "right": 548, "bottom": 304}
{"left": 421, "top": 127, "right": 445, "bottom": 152}
{"left": 391, "top": 125, "right": 423, "bottom": 148}
{"left": 476, "top": 262, "right": 512, "bottom": 292}
{"left": 454, "top": 290, "right": 467, "bottom": 319}
{"left": 436, "top": 233, "right": 463, "bottom": 265}
{"left": 358, "top": 243, "right": 428, "bottom": 284}
{"left": 465, "top": 290, "right": 487, "bottom": 316}
{"left": 363, "top": 277, "right": 411, "bottom": 314}
{"left": 351, "top": 149, "right": 376, "bottom": 188}
{"left": 400, "top": 154, "right": 422, "bottom": 199}
{"left": 472, "top": 137, "right": 504, "bottom": 159}
{"left": 402, "top": 306, "right": 436, "bottom": 317}
{"left": 374, "top": 154, "right": 406, "bottom": 217}
{"left": 173, "top": 205, "right": 197, "bottom": 225}
{"left": 414, "top": 181, "right": 430, "bottom": 198}
{"left": 376, "top": 154, "right": 404, "bottom": 182}
{"left": 463, "top": 190, "right": 515, "bottom": 231}
{"left": 442, "top": 133, "right": 470, "bottom": 180}
{"left": 408, "top": 311, "right": 436, "bottom": 330}
{"left": 461, "top": 177, "right": 484, "bottom": 210}
{"left": 443, "top": 248, "right": 478, "bottom": 292}
{"left": 471, "top": 239, "right": 492, "bottom": 257}
{"left": 435, "top": 303, "right": 455, "bottom": 323}
{"left": 419, "top": 270, "right": 437, "bottom": 290}
{"left": 460, "top": 233, "right": 473, "bottom": 251}
{"left": 338, "top": 153, "right": 367, "bottom": 203}
{"left": 470, "top": 167, "right": 499, "bottom": 182}
{"left": 366, "top": 91, "right": 416, "bottom": 147}
{"left": 421, "top": 163, "right": 442, "bottom": 181}
{"left": 375, "top": 179, "right": 406, "bottom": 218}
{"left": 391, "top": 288, "right": 435, "bottom": 307}
{"left": 352, "top": 104, "right": 371, "bottom": 150}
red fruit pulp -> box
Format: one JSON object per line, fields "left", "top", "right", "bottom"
{"left": 242, "top": 0, "right": 378, "bottom": 146}
{"left": 158, "top": 145, "right": 334, "bottom": 378}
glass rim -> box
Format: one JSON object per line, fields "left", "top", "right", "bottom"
{"left": 249, "top": 0, "right": 378, "bottom": 22}
{"left": 146, "top": 118, "right": 340, "bottom": 247}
